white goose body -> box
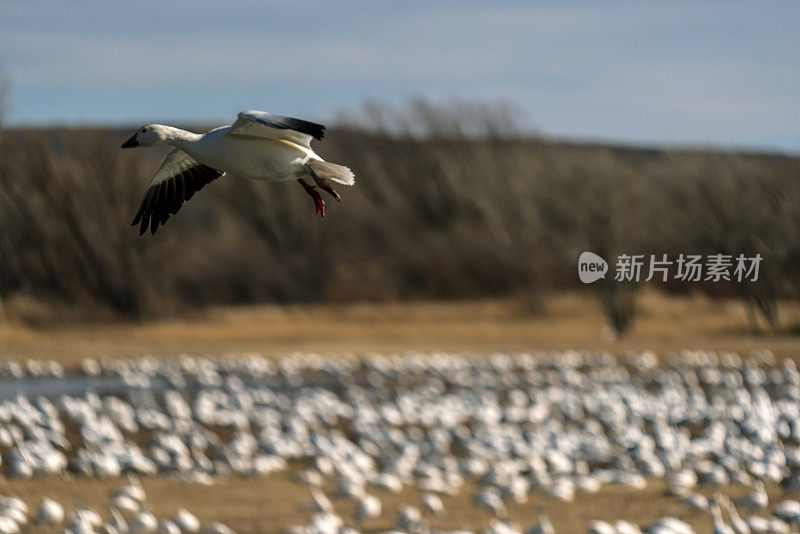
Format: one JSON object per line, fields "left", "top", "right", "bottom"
{"left": 173, "top": 126, "right": 316, "bottom": 181}
{"left": 122, "top": 110, "right": 355, "bottom": 234}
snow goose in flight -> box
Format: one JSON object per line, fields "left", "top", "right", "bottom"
{"left": 121, "top": 110, "right": 355, "bottom": 235}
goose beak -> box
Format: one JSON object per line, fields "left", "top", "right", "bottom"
{"left": 121, "top": 134, "right": 139, "bottom": 148}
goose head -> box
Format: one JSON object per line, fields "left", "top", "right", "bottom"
{"left": 121, "top": 124, "right": 170, "bottom": 148}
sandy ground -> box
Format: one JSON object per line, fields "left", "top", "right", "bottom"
{"left": 0, "top": 291, "right": 798, "bottom": 365}
{"left": 1, "top": 292, "right": 799, "bottom": 532}
{"left": 2, "top": 474, "right": 793, "bottom": 534}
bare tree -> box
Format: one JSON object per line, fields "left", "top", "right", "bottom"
{"left": 0, "top": 100, "right": 798, "bottom": 324}
{"left": 334, "top": 97, "right": 530, "bottom": 140}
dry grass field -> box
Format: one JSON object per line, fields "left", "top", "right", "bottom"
{"left": 0, "top": 291, "right": 798, "bottom": 365}
{"left": 1, "top": 291, "right": 799, "bottom": 533}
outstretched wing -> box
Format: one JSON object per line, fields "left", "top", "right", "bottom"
{"left": 227, "top": 110, "right": 325, "bottom": 149}
{"left": 131, "top": 149, "right": 224, "bottom": 235}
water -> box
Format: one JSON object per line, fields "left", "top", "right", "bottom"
{"left": 0, "top": 375, "right": 170, "bottom": 399}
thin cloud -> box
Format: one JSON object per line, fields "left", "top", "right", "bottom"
{"left": 1, "top": 1, "right": 798, "bottom": 151}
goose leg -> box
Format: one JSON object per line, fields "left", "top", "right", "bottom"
{"left": 298, "top": 178, "right": 325, "bottom": 217}
{"left": 308, "top": 167, "right": 341, "bottom": 202}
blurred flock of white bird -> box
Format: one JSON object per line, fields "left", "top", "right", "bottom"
{"left": 1, "top": 350, "right": 800, "bottom": 533}
{"left": 0, "top": 484, "right": 228, "bottom": 534}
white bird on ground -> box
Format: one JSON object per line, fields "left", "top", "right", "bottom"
{"left": 129, "top": 510, "right": 158, "bottom": 534}
{"left": 734, "top": 482, "right": 768, "bottom": 511}
{"left": 484, "top": 520, "right": 524, "bottom": 534}
{"left": 646, "top": 516, "right": 693, "bottom": 534}
{"left": 526, "top": 508, "right": 554, "bottom": 534}
{"left": 741, "top": 515, "right": 771, "bottom": 533}
{"left": 475, "top": 488, "right": 507, "bottom": 517}
{"left": 711, "top": 498, "right": 735, "bottom": 534}
{"left": 421, "top": 493, "right": 444, "bottom": 516}
{"left": 772, "top": 499, "right": 800, "bottom": 524}
{"left": 156, "top": 520, "right": 181, "bottom": 534}
{"left": 116, "top": 477, "right": 147, "bottom": 503}
{"left": 199, "top": 522, "right": 236, "bottom": 534}
{"left": 0, "top": 499, "right": 26, "bottom": 531}
{"left": 113, "top": 494, "right": 140, "bottom": 514}
{"left": 354, "top": 494, "right": 381, "bottom": 523}
{"left": 720, "top": 496, "right": 750, "bottom": 534}
{"left": 394, "top": 506, "right": 423, "bottom": 531}
{"left": 34, "top": 498, "right": 64, "bottom": 525}
{"left": 613, "top": 520, "right": 641, "bottom": 534}
{"left": 765, "top": 517, "right": 790, "bottom": 533}
{"left": 585, "top": 520, "right": 613, "bottom": 534}
{"left": 296, "top": 468, "right": 324, "bottom": 486}
{"left": 305, "top": 488, "right": 333, "bottom": 514}
{"left": 68, "top": 507, "right": 103, "bottom": 529}
{"left": 681, "top": 493, "right": 709, "bottom": 514}
{"left": 0, "top": 499, "right": 26, "bottom": 516}
{"left": 0, "top": 517, "right": 19, "bottom": 534}
{"left": 122, "top": 111, "right": 355, "bottom": 234}
{"left": 105, "top": 508, "right": 128, "bottom": 534}
{"left": 172, "top": 509, "right": 201, "bottom": 533}
{"left": 0, "top": 505, "right": 26, "bottom": 528}
{"left": 546, "top": 479, "right": 575, "bottom": 502}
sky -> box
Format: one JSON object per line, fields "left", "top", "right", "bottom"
{"left": 1, "top": 1, "right": 799, "bottom": 152}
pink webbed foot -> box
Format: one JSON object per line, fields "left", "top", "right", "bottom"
{"left": 298, "top": 178, "right": 325, "bottom": 217}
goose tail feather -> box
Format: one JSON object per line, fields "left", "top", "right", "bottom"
{"left": 308, "top": 160, "right": 355, "bottom": 186}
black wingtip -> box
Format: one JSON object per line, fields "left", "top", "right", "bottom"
{"left": 242, "top": 111, "right": 326, "bottom": 141}
{"left": 131, "top": 164, "right": 223, "bottom": 236}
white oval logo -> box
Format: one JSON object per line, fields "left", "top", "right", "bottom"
{"left": 578, "top": 251, "right": 608, "bottom": 283}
